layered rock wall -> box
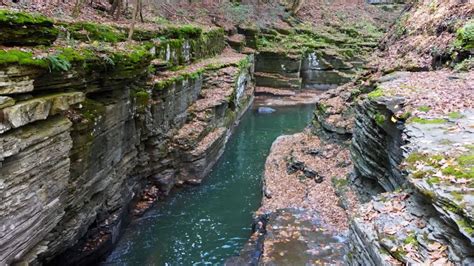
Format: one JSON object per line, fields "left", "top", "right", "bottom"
{"left": 0, "top": 11, "right": 253, "bottom": 265}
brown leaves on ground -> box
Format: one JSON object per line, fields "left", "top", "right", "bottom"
{"left": 378, "top": 70, "right": 474, "bottom": 119}
{"left": 260, "top": 130, "right": 354, "bottom": 232}
{"left": 375, "top": 0, "right": 473, "bottom": 72}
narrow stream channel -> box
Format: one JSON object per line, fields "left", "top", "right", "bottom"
{"left": 104, "top": 104, "right": 314, "bottom": 265}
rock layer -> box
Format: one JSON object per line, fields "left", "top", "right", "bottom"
{"left": 0, "top": 14, "right": 253, "bottom": 265}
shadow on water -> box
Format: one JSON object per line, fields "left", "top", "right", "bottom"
{"left": 104, "top": 104, "right": 315, "bottom": 265}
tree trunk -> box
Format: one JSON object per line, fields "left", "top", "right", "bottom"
{"left": 128, "top": 0, "right": 140, "bottom": 41}
{"left": 139, "top": 0, "right": 144, "bottom": 23}
{"left": 109, "top": 0, "right": 122, "bottom": 19}
{"left": 72, "top": 0, "right": 85, "bottom": 17}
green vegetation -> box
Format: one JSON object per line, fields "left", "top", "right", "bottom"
{"left": 374, "top": 113, "right": 385, "bottom": 125}
{"left": 79, "top": 98, "right": 106, "bottom": 123}
{"left": 133, "top": 89, "right": 151, "bottom": 112}
{"left": 417, "top": 106, "right": 431, "bottom": 112}
{"left": 0, "top": 9, "right": 53, "bottom": 25}
{"left": 223, "top": 3, "right": 252, "bottom": 24}
{"left": 66, "top": 22, "right": 126, "bottom": 43}
{"left": 255, "top": 21, "right": 382, "bottom": 59}
{"left": 406, "top": 150, "right": 473, "bottom": 182}
{"left": 427, "top": 176, "right": 440, "bottom": 186}
{"left": 458, "top": 154, "right": 474, "bottom": 167}
{"left": 0, "top": 49, "right": 48, "bottom": 68}
{"left": 403, "top": 233, "right": 417, "bottom": 245}
{"left": 154, "top": 56, "right": 249, "bottom": 90}
{"left": 46, "top": 54, "right": 72, "bottom": 72}
{"left": 448, "top": 111, "right": 464, "bottom": 119}
{"left": 163, "top": 24, "right": 203, "bottom": 39}
{"left": 451, "top": 191, "right": 464, "bottom": 201}
{"left": 0, "top": 10, "right": 58, "bottom": 46}
{"left": 457, "top": 218, "right": 474, "bottom": 235}
{"left": 455, "top": 20, "right": 474, "bottom": 50}
{"left": 394, "top": 13, "right": 409, "bottom": 38}
{"left": 410, "top": 117, "right": 446, "bottom": 124}
{"left": 454, "top": 57, "right": 474, "bottom": 71}
{"left": 367, "top": 88, "right": 384, "bottom": 99}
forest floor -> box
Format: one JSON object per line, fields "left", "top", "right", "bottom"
{"left": 0, "top": 0, "right": 399, "bottom": 33}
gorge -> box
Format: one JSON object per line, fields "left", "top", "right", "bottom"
{"left": 0, "top": 0, "right": 473, "bottom": 265}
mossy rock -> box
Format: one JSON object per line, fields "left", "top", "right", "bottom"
{"left": 162, "top": 24, "right": 203, "bottom": 39}
{"left": 0, "top": 9, "right": 58, "bottom": 46}
{"left": 0, "top": 49, "right": 49, "bottom": 68}
{"left": 66, "top": 21, "right": 127, "bottom": 43}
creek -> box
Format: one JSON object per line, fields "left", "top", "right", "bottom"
{"left": 104, "top": 104, "right": 314, "bottom": 265}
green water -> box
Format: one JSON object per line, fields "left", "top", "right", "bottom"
{"left": 104, "top": 105, "right": 314, "bottom": 265}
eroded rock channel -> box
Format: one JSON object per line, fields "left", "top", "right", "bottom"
{"left": 1, "top": 0, "right": 473, "bottom": 265}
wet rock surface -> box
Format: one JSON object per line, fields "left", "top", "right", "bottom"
{"left": 261, "top": 208, "right": 348, "bottom": 265}
{"left": 249, "top": 131, "right": 359, "bottom": 265}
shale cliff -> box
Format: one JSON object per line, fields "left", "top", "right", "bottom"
{"left": 0, "top": 10, "right": 254, "bottom": 264}
{"left": 312, "top": 0, "right": 473, "bottom": 264}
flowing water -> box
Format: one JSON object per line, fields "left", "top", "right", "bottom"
{"left": 104, "top": 104, "right": 314, "bottom": 265}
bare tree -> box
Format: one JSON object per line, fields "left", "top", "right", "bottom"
{"left": 128, "top": 0, "right": 140, "bottom": 40}
{"left": 290, "top": 0, "right": 304, "bottom": 15}
{"left": 72, "top": 0, "right": 85, "bottom": 17}
{"left": 109, "top": 0, "right": 123, "bottom": 20}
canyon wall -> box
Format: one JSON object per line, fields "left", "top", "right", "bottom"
{"left": 0, "top": 10, "right": 254, "bottom": 264}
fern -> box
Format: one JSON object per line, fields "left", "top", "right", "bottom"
{"left": 47, "top": 55, "right": 71, "bottom": 72}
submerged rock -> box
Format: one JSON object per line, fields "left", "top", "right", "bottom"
{"left": 257, "top": 106, "right": 276, "bottom": 114}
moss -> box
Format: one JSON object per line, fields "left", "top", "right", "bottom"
{"left": 457, "top": 218, "right": 474, "bottom": 235}
{"left": 403, "top": 233, "right": 417, "bottom": 245}
{"left": 448, "top": 111, "right": 464, "bottom": 119}
{"left": 79, "top": 98, "right": 106, "bottom": 123}
{"left": 332, "top": 177, "right": 349, "bottom": 189}
{"left": 427, "top": 177, "right": 441, "bottom": 186}
{"left": 398, "top": 111, "right": 411, "bottom": 120}
{"left": 367, "top": 88, "right": 384, "bottom": 99}
{"left": 419, "top": 188, "right": 436, "bottom": 199}
{"left": 0, "top": 9, "right": 54, "bottom": 24}
{"left": 110, "top": 43, "right": 153, "bottom": 69}
{"left": 0, "top": 10, "right": 58, "bottom": 46}
{"left": 457, "top": 154, "right": 474, "bottom": 167}
{"left": 0, "top": 49, "right": 49, "bottom": 68}
{"left": 417, "top": 106, "right": 431, "bottom": 112}
{"left": 132, "top": 89, "right": 150, "bottom": 112}
{"left": 154, "top": 69, "right": 204, "bottom": 90}
{"left": 410, "top": 117, "right": 446, "bottom": 124}
{"left": 405, "top": 152, "right": 424, "bottom": 164}
{"left": 66, "top": 22, "right": 126, "bottom": 43}
{"left": 455, "top": 20, "right": 474, "bottom": 50}
{"left": 394, "top": 13, "right": 409, "bottom": 38}
{"left": 451, "top": 191, "right": 464, "bottom": 202}
{"left": 163, "top": 24, "right": 203, "bottom": 39}
{"left": 374, "top": 113, "right": 385, "bottom": 125}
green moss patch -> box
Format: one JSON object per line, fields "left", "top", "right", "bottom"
{"left": 0, "top": 9, "right": 58, "bottom": 46}
{"left": 410, "top": 117, "right": 446, "bottom": 124}
{"left": 162, "top": 24, "right": 203, "bottom": 39}
{"left": 447, "top": 111, "right": 464, "bottom": 119}
{"left": 66, "top": 22, "right": 126, "bottom": 43}
{"left": 367, "top": 88, "right": 385, "bottom": 99}
{"left": 455, "top": 20, "right": 474, "bottom": 50}
{"left": 0, "top": 49, "right": 49, "bottom": 68}
{"left": 256, "top": 21, "right": 382, "bottom": 59}
{"left": 417, "top": 106, "right": 431, "bottom": 112}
